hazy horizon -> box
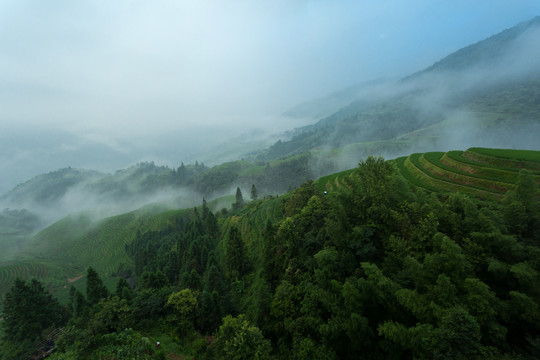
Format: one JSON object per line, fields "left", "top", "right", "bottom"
{"left": 2, "top": 1, "right": 540, "bottom": 194}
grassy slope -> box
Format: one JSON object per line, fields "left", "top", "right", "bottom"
{"left": 0, "top": 204, "right": 195, "bottom": 305}
{"left": 313, "top": 147, "right": 540, "bottom": 201}
{"left": 464, "top": 148, "right": 540, "bottom": 173}
{"left": 418, "top": 153, "right": 513, "bottom": 193}
{"left": 398, "top": 148, "right": 540, "bottom": 199}
{"left": 315, "top": 169, "right": 355, "bottom": 192}
{"left": 218, "top": 195, "right": 284, "bottom": 260}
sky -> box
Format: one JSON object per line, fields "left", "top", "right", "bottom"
{"left": 1, "top": 0, "right": 540, "bottom": 193}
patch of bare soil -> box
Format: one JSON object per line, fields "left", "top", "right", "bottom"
{"left": 67, "top": 275, "right": 83, "bottom": 283}
{"left": 63, "top": 275, "right": 84, "bottom": 288}
{"left": 167, "top": 352, "right": 185, "bottom": 360}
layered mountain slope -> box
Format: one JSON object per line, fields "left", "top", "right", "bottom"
{"left": 258, "top": 16, "right": 540, "bottom": 162}
{"left": 411, "top": 16, "right": 540, "bottom": 75}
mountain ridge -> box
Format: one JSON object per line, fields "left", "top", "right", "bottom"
{"left": 260, "top": 16, "right": 540, "bottom": 162}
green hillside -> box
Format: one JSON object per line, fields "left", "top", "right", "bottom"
{"left": 2, "top": 147, "right": 537, "bottom": 306}
{"left": 396, "top": 148, "right": 540, "bottom": 199}
{"left": 0, "top": 204, "right": 193, "bottom": 306}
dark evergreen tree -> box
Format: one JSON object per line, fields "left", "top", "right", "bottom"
{"left": 251, "top": 184, "right": 258, "bottom": 200}
{"left": 233, "top": 187, "right": 244, "bottom": 210}
{"left": 165, "top": 250, "right": 180, "bottom": 284}
{"left": 433, "top": 307, "right": 483, "bottom": 359}
{"left": 261, "top": 220, "right": 279, "bottom": 287}
{"left": 198, "top": 289, "right": 222, "bottom": 332}
{"left": 176, "top": 162, "right": 187, "bottom": 184}
{"left": 202, "top": 198, "right": 210, "bottom": 219}
{"left": 69, "top": 285, "right": 87, "bottom": 320}
{"left": 116, "top": 278, "right": 132, "bottom": 301}
{"left": 1, "top": 279, "right": 66, "bottom": 358}
{"left": 86, "top": 267, "right": 109, "bottom": 305}
{"left": 186, "top": 269, "right": 202, "bottom": 290}
{"left": 205, "top": 210, "right": 219, "bottom": 239}
{"left": 226, "top": 226, "right": 247, "bottom": 278}
{"left": 504, "top": 170, "right": 540, "bottom": 238}
{"left": 139, "top": 270, "right": 168, "bottom": 290}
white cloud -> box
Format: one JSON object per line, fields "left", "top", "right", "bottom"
{"left": 0, "top": 0, "right": 539, "bottom": 191}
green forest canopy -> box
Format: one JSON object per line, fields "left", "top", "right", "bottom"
{"left": 1, "top": 155, "right": 539, "bottom": 359}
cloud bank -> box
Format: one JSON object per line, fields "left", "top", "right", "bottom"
{"left": 1, "top": 0, "right": 540, "bottom": 191}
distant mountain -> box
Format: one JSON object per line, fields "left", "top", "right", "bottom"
{"left": 0, "top": 127, "right": 137, "bottom": 196}
{"left": 408, "top": 16, "right": 540, "bottom": 76}
{"left": 263, "top": 16, "right": 540, "bottom": 163}
{"left": 0, "top": 124, "right": 278, "bottom": 197}
{"left": 0, "top": 154, "right": 321, "bottom": 235}
{"left": 1, "top": 168, "right": 105, "bottom": 208}
{"left": 0, "top": 162, "right": 194, "bottom": 217}
{"left": 282, "top": 79, "right": 391, "bottom": 120}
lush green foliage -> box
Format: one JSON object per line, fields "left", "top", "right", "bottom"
{"left": 1, "top": 153, "right": 539, "bottom": 358}
{"left": 1, "top": 278, "right": 67, "bottom": 359}
{"left": 213, "top": 314, "right": 273, "bottom": 360}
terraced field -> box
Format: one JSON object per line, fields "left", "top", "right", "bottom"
{"left": 464, "top": 148, "right": 540, "bottom": 172}
{"left": 0, "top": 262, "right": 48, "bottom": 294}
{"left": 219, "top": 195, "right": 283, "bottom": 256}
{"left": 395, "top": 148, "right": 540, "bottom": 199}
{"left": 315, "top": 169, "right": 356, "bottom": 192}
{"left": 314, "top": 148, "right": 540, "bottom": 200}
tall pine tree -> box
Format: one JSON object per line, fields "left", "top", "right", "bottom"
{"left": 251, "top": 184, "right": 258, "bottom": 200}
{"left": 233, "top": 187, "right": 244, "bottom": 210}
{"left": 86, "top": 267, "right": 109, "bottom": 305}
{"left": 226, "top": 226, "right": 247, "bottom": 278}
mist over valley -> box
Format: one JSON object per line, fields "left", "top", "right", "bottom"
{"left": 1, "top": 3, "right": 540, "bottom": 358}
{"left": 2, "top": 14, "right": 540, "bottom": 255}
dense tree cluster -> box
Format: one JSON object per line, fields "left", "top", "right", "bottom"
{"left": 252, "top": 157, "right": 540, "bottom": 359}
{"left": 0, "top": 279, "right": 67, "bottom": 359}
{"left": 1, "top": 156, "right": 539, "bottom": 359}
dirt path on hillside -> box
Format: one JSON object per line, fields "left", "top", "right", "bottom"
{"left": 167, "top": 352, "right": 185, "bottom": 360}
{"left": 64, "top": 275, "right": 84, "bottom": 288}
{"left": 67, "top": 275, "right": 83, "bottom": 283}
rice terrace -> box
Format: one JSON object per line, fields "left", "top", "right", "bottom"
{"left": 316, "top": 147, "right": 540, "bottom": 200}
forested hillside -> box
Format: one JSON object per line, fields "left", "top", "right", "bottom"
{"left": 0, "top": 156, "right": 316, "bottom": 212}
{"left": 0, "top": 155, "right": 319, "bottom": 262}
{"left": 2, "top": 154, "right": 538, "bottom": 359}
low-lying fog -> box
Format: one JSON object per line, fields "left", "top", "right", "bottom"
{"left": 1, "top": 1, "right": 540, "bottom": 215}
{"left": 0, "top": 115, "right": 314, "bottom": 196}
